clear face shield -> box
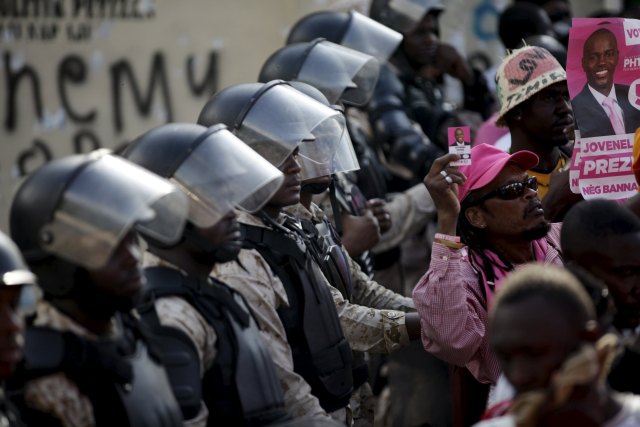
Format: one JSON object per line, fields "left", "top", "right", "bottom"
{"left": 171, "top": 125, "right": 284, "bottom": 226}
{"left": 341, "top": 11, "right": 403, "bottom": 62}
{"left": 234, "top": 82, "right": 350, "bottom": 180}
{"left": 40, "top": 152, "right": 189, "bottom": 269}
{"left": 297, "top": 40, "right": 380, "bottom": 106}
{"left": 298, "top": 112, "right": 360, "bottom": 180}
{"left": 383, "top": 0, "right": 434, "bottom": 32}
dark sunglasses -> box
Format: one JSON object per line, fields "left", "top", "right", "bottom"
{"left": 471, "top": 176, "right": 538, "bottom": 205}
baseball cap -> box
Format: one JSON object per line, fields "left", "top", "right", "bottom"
{"left": 457, "top": 144, "right": 539, "bottom": 202}
{"left": 494, "top": 46, "right": 566, "bottom": 127}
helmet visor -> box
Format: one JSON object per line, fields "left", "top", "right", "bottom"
{"left": 41, "top": 153, "right": 188, "bottom": 269}
{"left": 342, "top": 11, "right": 403, "bottom": 62}
{"left": 385, "top": 0, "right": 431, "bottom": 32}
{"left": 298, "top": 41, "right": 380, "bottom": 106}
{"left": 173, "top": 127, "right": 284, "bottom": 226}
{"left": 235, "top": 83, "right": 341, "bottom": 167}
{"left": 298, "top": 113, "right": 360, "bottom": 180}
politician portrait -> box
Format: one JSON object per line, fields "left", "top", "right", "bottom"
{"left": 572, "top": 28, "right": 640, "bottom": 138}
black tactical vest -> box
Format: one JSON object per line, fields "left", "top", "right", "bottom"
{"left": 298, "top": 214, "right": 370, "bottom": 390}
{"left": 139, "top": 267, "right": 290, "bottom": 427}
{"left": 241, "top": 217, "right": 354, "bottom": 412}
{"left": 18, "top": 313, "right": 183, "bottom": 427}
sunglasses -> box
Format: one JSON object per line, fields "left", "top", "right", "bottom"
{"left": 471, "top": 176, "right": 538, "bottom": 205}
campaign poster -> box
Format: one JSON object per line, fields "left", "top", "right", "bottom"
{"left": 566, "top": 17, "right": 640, "bottom": 200}
{"left": 448, "top": 126, "right": 471, "bottom": 166}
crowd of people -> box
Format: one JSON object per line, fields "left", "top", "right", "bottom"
{"left": 2, "top": 0, "right": 640, "bottom": 426}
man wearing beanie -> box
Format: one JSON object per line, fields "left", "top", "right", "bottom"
{"left": 412, "top": 144, "right": 564, "bottom": 420}
{"left": 493, "top": 45, "right": 581, "bottom": 220}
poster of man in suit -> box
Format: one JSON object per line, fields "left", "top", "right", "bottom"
{"left": 568, "top": 21, "right": 640, "bottom": 138}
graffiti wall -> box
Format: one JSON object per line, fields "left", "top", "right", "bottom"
{"left": 0, "top": 0, "right": 326, "bottom": 228}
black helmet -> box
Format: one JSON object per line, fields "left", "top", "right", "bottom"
{"left": 369, "top": 0, "right": 444, "bottom": 34}
{"left": 10, "top": 150, "right": 188, "bottom": 296}
{"left": 0, "top": 231, "right": 36, "bottom": 288}
{"left": 123, "top": 123, "right": 284, "bottom": 227}
{"left": 286, "top": 10, "right": 402, "bottom": 63}
{"left": 198, "top": 81, "right": 358, "bottom": 179}
{"left": 259, "top": 39, "right": 380, "bottom": 106}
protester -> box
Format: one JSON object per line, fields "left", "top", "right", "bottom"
{"left": 413, "top": 143, "right": 563, "bottom": 423}
{"left": 493, "top": 45, "right": 581, "bottom": 221}
{"left": 477, "top": 264, "right": 640, "bottom": 427}
{"left": 562, "top": 199, "right": 640, "bottom": 395}
{"left": 9, "top": 152, "right": 186, "bottom": 427}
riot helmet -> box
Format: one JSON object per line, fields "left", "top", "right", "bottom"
{"left": 10, "top": 150, "right": 188, "bottom": 296}
{"left": 369, "top": 0, "right": 444, "bottom": 34}
{"left": 286, "top": 10, "right": 402, "bottom": 63}
{"left": 123, "top": 123, "right": 284, "bottom": 225}
{"left": 259, "top": 39, "right": 380, "bottom": 106}
{"left": 198, "top": 80, "right": 359, "bottom": 180}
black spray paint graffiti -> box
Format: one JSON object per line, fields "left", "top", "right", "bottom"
{"left": 4, "top": 49, "right": 218, "bottom": 176}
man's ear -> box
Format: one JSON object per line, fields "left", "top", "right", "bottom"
{"left": 464, "top": 206, "right": 487, "bottom": 229}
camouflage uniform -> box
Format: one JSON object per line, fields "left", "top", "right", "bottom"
{"left": 24, "top": 301, "right": 120, "bottom": 427}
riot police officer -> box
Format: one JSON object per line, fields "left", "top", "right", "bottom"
{"left": 124, "top": 123, "right": 339, "bottom": 427}
{"left": 9, "top": 151, "right": 186, "bottom": 427}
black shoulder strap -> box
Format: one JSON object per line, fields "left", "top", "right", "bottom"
{"left": 143, "top": 266, "right": 250, "bottom": 328}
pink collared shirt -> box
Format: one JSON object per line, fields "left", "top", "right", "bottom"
{"left": 412, "top": 223, "right": 563, "bottom": 384}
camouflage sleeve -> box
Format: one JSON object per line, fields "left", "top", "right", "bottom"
{"left": 373, "top": 183, "right": 436, "bottom": 253}
{"left": 155, "top": 297, "right": 215, "bottom": 427}
{"left": 25, "top": 374, "right": 95, "bottom": 427}
{"left": 211, "top": 249, "right": 330, "bottom": 421}
{"left": 327, "top": 279, "right": 410, "bottom": 354}
{"left": 347, "top": 254, "right": 415, "bottom": 312}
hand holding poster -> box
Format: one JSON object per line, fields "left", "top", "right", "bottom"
{"left": 567, "top": 17, "right": 640, "bottom": 200}
{"left": 448, "top": 126, "right": 471, "bottom": 166}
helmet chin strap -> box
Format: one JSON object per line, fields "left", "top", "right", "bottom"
{"left": 301, "top": 181, "right": 331, "bottom": 194}
{"left": 182, "top": 226, "right": 238, "bottom": 264}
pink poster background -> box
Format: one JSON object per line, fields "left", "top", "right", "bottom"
{"left": 566, "top": 18, "right": 636, "bottom": 99}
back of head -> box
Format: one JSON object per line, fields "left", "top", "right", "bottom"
{"left": 519, "top": 34, "right": 567, "bottom": 68}
{"left": 491, "top": 264, "right": 596, "bottom": 331}
{"left": 499, "top": 3, "right": 553, "bottom": 50}
{"left": 561, "top": 200, "right": 640, "bottom": 263}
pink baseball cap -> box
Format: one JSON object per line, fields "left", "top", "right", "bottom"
{"left": 457, "top": 144, "right": 539, "bottom": 202}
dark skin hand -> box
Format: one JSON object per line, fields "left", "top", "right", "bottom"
{"left": 423, "top": 152, "right": 466, "bottom": 235}
{"left": 418, "top": 43, "right": 474, "bottom": 85}
{"left": 367, "top": 198, "right": 392, "bottom": 234}
{"left": 541, "top": 168, "right": 584, "bottom": 222}
{"left": 340, "top": 211, "right": 380, "bottom": 257}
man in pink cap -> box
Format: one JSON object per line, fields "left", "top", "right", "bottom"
{"left": 412, "top": 143, "right": 564, "bottom": 416}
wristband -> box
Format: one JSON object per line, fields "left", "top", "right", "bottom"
{"left": 434, "top": 233, "right": 460, "bottom": 243}
{"left": 435, "top": 239, "right": 464, "bottom": 250}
